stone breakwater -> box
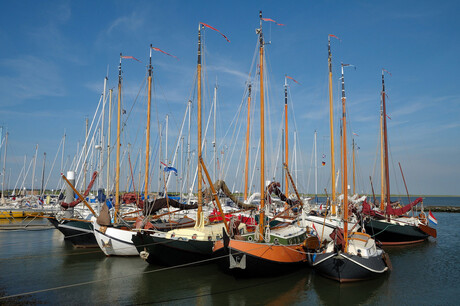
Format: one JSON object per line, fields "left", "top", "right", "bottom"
{"left": 425, "top": 206, "right": 460, "bottom": 213}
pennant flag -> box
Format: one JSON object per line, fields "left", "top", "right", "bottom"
{"left": 322, "top": 161, "right": 326, "bottom": 166}
{"left": 200, "top": 22, "right": 230, "bottom": 42}
{"left": 151, "top": 47, "right": 179, "bottom": 60}
{"left": 386, "top": 114, "right": 392, "bottom": 120}
{"left": 121, "top": 55, "right": 141, "bottom": 62}
{"left": 160, "top": 161, "right": 168, "bottom": 167}
{"left": 261, "top": 17, "right": 285, "bottom": 26}
{"left": 353, "top": 132, "right": 359, "bottom": 136}
{"left": 428, "top": 210, "right": 438, "bottom": 225}
{"left": 286, "top": 75, "right": 300, "bottom": 85}
{"left": 322, "top": 154, "right": 326, "bottom": 159}
{"left": 164, "top": 166, "right": 178, "bottom": 175}
{"left": 383, "top": 68, "right": 392, "bottom": 76}
{"left": 328, "top": 34, "right": 341, "bottom": 41}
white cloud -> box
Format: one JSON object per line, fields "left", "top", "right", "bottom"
{"left": 0, "top": 56, "right": 65, "bottom": 105}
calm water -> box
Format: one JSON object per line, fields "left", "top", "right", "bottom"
{"left": 1, "top": 198, "right": 459, "bottom": 305}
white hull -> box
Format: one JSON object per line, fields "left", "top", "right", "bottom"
{"left": 92, "top": 217, "right": 138, "bottom": 256}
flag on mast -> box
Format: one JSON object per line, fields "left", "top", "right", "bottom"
{"left": 428, "top": 211, "right": 438, "bottom": 225}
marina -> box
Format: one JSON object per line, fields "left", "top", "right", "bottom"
{"left": 1, "top": 1, "right": 459, "bottom": 305}
{"left": 0, "top": 200, "right": 458, "bottom": 304}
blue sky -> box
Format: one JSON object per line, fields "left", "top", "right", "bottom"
{"left": 0, "top": 0, "right": 459, "bottom": 196}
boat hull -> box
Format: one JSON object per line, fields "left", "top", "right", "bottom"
{"left": 312, "top": 251, "right": 388, "bottom": 282}
{"left": 132, "top": 232, "right": 214, "bottom": 266}
{"left": 364, "top": 219, "right": 429, "bottom": 245}
{"left": 49, "top": 217, "right": 98, "bottom": 248}
{"left": 92, "top": 219, "right": 138, "bottom": 256}
{"left": 213, "top": 239, "right": 307, "bottom": 278}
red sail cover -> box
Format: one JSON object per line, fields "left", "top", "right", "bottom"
{"left": 362, "top": 199, "right": 376, "bottom": 216}
{"left": 385, "top": 197, "right": 423, "bottom": 216}
{"left": 61, "top": 171, "right": 98, "bottom": 209}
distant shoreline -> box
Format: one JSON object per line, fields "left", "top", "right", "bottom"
{"left": 303, "top": 194, "right": 460, "bottom": 198}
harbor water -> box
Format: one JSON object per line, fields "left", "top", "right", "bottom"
{"left": 0, "top": 197, "right": 459, "bottom": 305}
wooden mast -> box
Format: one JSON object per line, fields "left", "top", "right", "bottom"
{"left": 352, "top": 138, "right": 355, "bottom": 195}
{"left": 258, "top": 11, "right": 266, "bottom": 241}
{"left": 144, "top": 45, "right": 153, "bottom": 202}
{"left": 328, "top": 36, "right": 337, "bottom": 214}
{"left": 197, "top": 24, "right": 203, "bottom": 225}
{"left": 380, "top": 103, "right": 385, "bottom": 210}
{"left": 284, "top": 76, "right": 289, "bottom": 196}
{"left": 115, "top": 54, "right": 122, "bottom": 223}
{"left": 341, "top": 63, "right": 349, "bottom": 252}
{"left": 243, "top": 84, "right": 252, "bottom": 201}
{"left": 382, "top": 70, "right": 391, "bottom": 213}
{"left": 106, "top": 88, "right": 113, "bottom": 195}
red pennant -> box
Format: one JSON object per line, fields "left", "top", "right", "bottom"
{"left": 383, "top": 68, "right": 392, "bottom": 76}
{"left": 328, "top": 34, "right": 341, "bottom": 41}
{"left": 286, "top": 75, "right": 300, "bottom": 85}
{"left": 386, "top": 114, "right": 392, "bottom": 120}
{"left": 261, "top": 17, "right": 285, "bottom": 26}
{"left": 151, "top": 47, "right": 179, "bottom": 60}
{"left": 200, "top": 22, "right": 230, "bottom": 42}
{"left": 121, "top": 55, "right": 141, "bottom": 62}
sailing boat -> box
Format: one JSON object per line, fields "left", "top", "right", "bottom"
{"left": 362, "top": 70, "right": 436, "bottom": 245}
{"left": 301, "top": 35, "right": 360, "bottom": 242}
{"left": 213, "top": 12, "right": 311, "bottom": 277}
{"left": 92, "top": 47, "right": 192, "bottom": 256}
{"left": 91, "top": 53, "right": 140, "bottom": 256}
{"left": 131, "top": 22, "right": 241, "bottom": 266}
{"left": 310, "top": 64, "right": 390, "bottom": 282}
{"left": 49, "top": 170, "right": 99, "bottom": 248}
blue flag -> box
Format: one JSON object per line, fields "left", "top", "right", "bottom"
{"left": 164, "top": 166, "right": 178, "bottom": 175}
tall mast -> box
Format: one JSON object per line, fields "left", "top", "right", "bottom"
{"left": 40, "top": 152, "right": 46, "bottom": 196}
{"left": 107, "top": 89, "right": 113, "bottom": 194}
{"left": 31, "top": 144, "right": 38, "bottom": 196}
{"left": 60, "top": 131, "right": 66, "bottom": 175}
{"left": 243, "top": 84, "right": 252, "bottom": 201}
{"left": 1, "top": 131, "right": 8, "bottom": 202}
{"left": 144, "top": 45, "right": 153, "bottom": 201}
{"left": 294, "top": 131, "right": 298, "bottom": 184}
{"left": 328, "top": 36, "right": 337, "bottom": 214}
{"left": 83, "top": 117, "right": 88, "bottom": 190}
{"left": 382, "top": 70, "right": 391, "bottom": 211}
{"left": 258, "top": 11, "right": 266, "bottom": 241}
{"left": 115, "top": 54, "right": 122, "bottom": 223}
{"left": 284, "top": 76, "right": 289, "bottom": 196}
{"left": 158, "top": 123, "right": 162, "bottom": 194}
{"left": 352, "top": 138, "right": 356, "bottom": 195}
{"left": 197, "top": 23, "right": 203, "bottom": 224}
{"left": 187, "top": 100, "right": 192, "bottom": 197}
{"left": 314, "top": 130, "right": 318, "bottom": 202}
{"left": 341, "top": 63, "right": 349, "bottom": 252}
{"left": 379, "top": 101, "right": 385, "bottom": 210}
{"left": 213, "top": 82, "right": 218, "bottom": 182}
{"left": 165, "top": 114, "right": 169, "bottom": 167}
{"left": 100, "top": 76, "right": 107, "bottom": 191}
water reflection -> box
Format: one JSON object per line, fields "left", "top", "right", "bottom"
{"left": 311, "top": 271, "right": 387, "bottom": 305}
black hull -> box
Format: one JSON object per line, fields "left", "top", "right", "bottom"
{"left": 132, "top": 233, "right": 214, "bottom": 266}
{"left": 312, "top": 252, "right": 388, "bottom": 282}
{"left": 49, "top": 217, "right": 98, "bottom": 248}
{"left": 213, "top": 247, "right": 306, "bottom": 278}
{"left": 364, "top": 219, "right": 428, "bottom": 245}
